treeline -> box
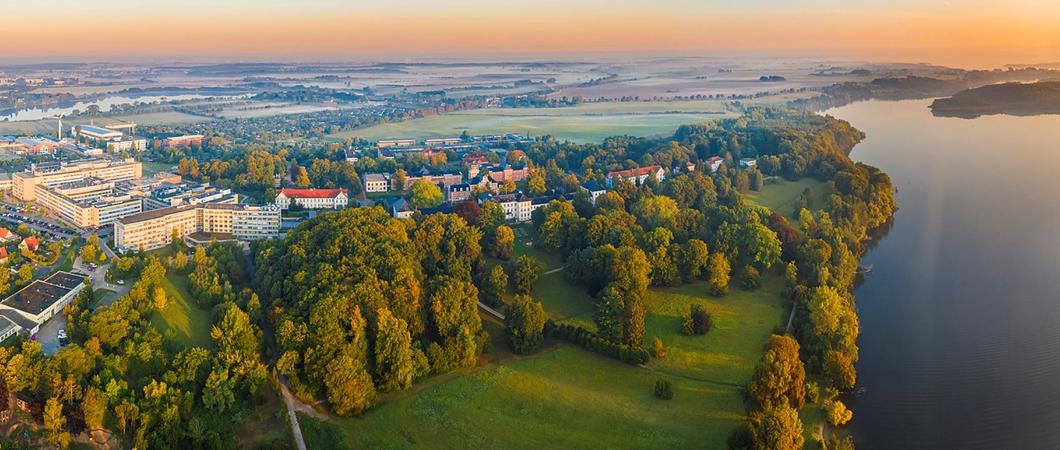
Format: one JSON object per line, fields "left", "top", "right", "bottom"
{"left": 0, "top": 243, "right": 270, "bottom": 449}
{"left": 254, "top": 207, "right": 487, "bottom": 416}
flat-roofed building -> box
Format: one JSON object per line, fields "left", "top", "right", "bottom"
{"left": 164, "top": 134, "right": 204, "bottom": 148}
{"left": 424, "top": 137, "right": 462, "bottom": 147}
{"left": 12, "top": 158, "right": 142, "bottom": 201}
{"left": 0, "top": 271, "right": 88, "bottom": 330}
{"left": 376, "top": 138, "right": 416, "bottom": 148}
{"left": 74, "top": 125, "right": 123, "bottom": 146}
{"left": 274, "top": 188, "right": 349, "bottom": 210}
{"left": 34, "top": 177, "right": 143, "bottom": 228}
{"left": 114, "top": 203, "right": 280, "bottom": 252}
{"left": 106, "top": 137, "right": 147, "bottom": 153}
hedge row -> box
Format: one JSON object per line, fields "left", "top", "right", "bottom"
{"left": 544, "top": 320, "right": 651, "bottom": 365}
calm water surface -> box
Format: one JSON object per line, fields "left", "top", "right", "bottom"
{"left": 826, "top": 99, "right": 1060, "bottom": 449}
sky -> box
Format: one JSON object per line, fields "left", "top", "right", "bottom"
{"left": 3, "top": 0, "right": 1059, "bottom": 68}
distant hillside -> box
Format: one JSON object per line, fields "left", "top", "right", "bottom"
{"left": 931, "top": 81, "right": 1060, "bottom": 118}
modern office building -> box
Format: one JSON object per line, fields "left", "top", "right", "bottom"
{"left": 33, "top": 177, "right": 143, "bottom": 228}
{"left": 114, "top": 203, "right": 280, "bottom": 252}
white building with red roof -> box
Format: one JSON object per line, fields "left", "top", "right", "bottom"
{"left": 605, "top": 165, "right": 665, "bottom": 188}
{"left": 0, "top": 227, "right": 14, "bottom": 243}
{"left": 274, "top": 188, "right": 349, "bottom": 210}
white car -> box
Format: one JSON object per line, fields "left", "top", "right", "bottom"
{"left": 57, "top": 329, "right": 67, "bottom": 339}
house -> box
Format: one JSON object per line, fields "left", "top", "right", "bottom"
{"left": 390, "top": 198, "right": 414, "bottom": 219}
{"left": 363, "top": 173, "right": 391, "bottom": 193}
{"left": 684, "top": 161, "right": 697, "bottom": 172}
{"left": 0, "top": 228, "right": 14, "bottom": 243}
{"left": 18, "top": 236, "right": 38, "bottom": 253}
{"left": 274, "top": 188, "right": 349, "bottom": 210}
{"left": 486, "top": 193, "right": 534, "bottom": 223}
{"left": 739, "top": 158, "right": 757, "bottom": 168}
{"left": 605, "top": 165, "right": 665, "bottom": 188}
{"left": 447, "top": 184, "right": 472, "bottom": 204}
{"left": 582, "top": 180, "right": 606, "bottom": 205}
{"left": 462, "top": 152, "right": 490, "bottom": 167}
{"left": 707, "top": 157, "right": 724, "bottom": 173}
{"left": 0, "top": 248, "right": 8, "bottom": 264}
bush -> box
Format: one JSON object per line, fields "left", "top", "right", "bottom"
{"left": 654, "top": 379, "right": 673, "bottom": 400}
{"left": 543, "top": 321, "right": 650, "bottom": 365}
{"left": 651, "top": 336, "right": 666, "bottom": 358}
{"left": 681, "top": 304, "right": 712, "bottom": 336}
{"left": 740, "top": 265, "right": 761, "bottom": 289}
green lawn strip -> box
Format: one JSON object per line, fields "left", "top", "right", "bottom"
{"left": 307, "top": 345, "right": 744, "bottom": 450}
{"left": 745, "top": 177, "right": 827, "bottom": 222}
{"left": 149, "top": 273, "right": 213, "bottom": 348}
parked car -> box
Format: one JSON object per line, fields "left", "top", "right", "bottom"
{"left": 57, "top": 329, "right": 66, "bottom": 339}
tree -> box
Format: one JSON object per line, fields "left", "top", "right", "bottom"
{"left": 409, "top": 179, "right": 443, "bottom": 209}
{"left": 652, "top": 336, "right": 667, "bottom": 358}
{"left": 16, "top": 264, "right": 32, "bottom": 286}
{"left": 374, "top": 308, "right": 415, "bottom": 392}
{"left": 707, "top": 253, "right": 730, "bottom": 296}
{"left": 681, "top": 304, "right": 712, "bottom": 335}
{"left": 749, "top": 334, "right": 806, "bottom": 410}
{"left": 825, "top": 399, "right": 853, "bottom": 426}
{"left": 741, "top": 265, "right": 761, "bottom": 289}
{"left": 677, "top": 239, "right": 709, "bottom": 282}
{"left": 173, "top": 251, "right": 189, "bottom": 271}
{"left": 503, "top": 295, "right": 546, "bottom": 354}
{"left": 512, "top": 255, "right": 544, "bottom": 295}
{"left": 44, "top": 397, "right": 70, "bottom": 450}
{"left": 83, "top": 387, "right": 107, "bottom": 429}
{"left": 527, "top": 169, "right": 547, "bottom": 196}
{"left": 754, "top": 404, "right": 804, "bottom": 450}
{"left": 654, "top": 379, "right": 673, "bottom": 400}
{"left": 482, "top": 265, "right": 509, "bottom": 306}
{"left": 325, "top": 352, "right": 376, "bottom": 416}
{"left": 152, "top": 286, "right": 168, "bottom": 311}
{"left": 492, "top": 225, "right": 515, "bottom": 260}
{"left": 294, "top": 166, "right": 311, "bottom": 187}
{"left": 393, "top": 169, "right": 408, "bottom": 191}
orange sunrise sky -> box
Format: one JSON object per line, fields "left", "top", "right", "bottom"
{"left": 3, "top": 0, "right": 1059, "bottom": 67}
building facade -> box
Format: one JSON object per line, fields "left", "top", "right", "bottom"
{"left": 274, "top": 188, "right": 349, "bottom": 210}
{"left": 114, "top": 203, "right": 281, "bottom": 252}
{"left": 12, "top": 159, "right": 142, "bottom": 201}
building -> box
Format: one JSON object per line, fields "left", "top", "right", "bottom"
{"left": 488, "top": 193, "right": 534, "bottom": 223}
{"left": 376, "top": 139, "right": 416, "bottom": 148}
{"left": 0, "top": 227, "right": 14, "bottom": 243}
{"left": 447, "top": 183, "right": 471, "bottom": 203}
{"left": 424, "top": 137, "right": 462, "bottom": 147}
{"left": 164, "top": 135, "right": 204, "bottom": 149}
{"left": 106, "top": 138, "right": 148, "bottom": 153}
{"left": 141, "top": 182, "right": 238, "bottom": 210}
{"left": 33, "top": 177, "right": 143, "bottom": 228}
{"left": 398, "top": 171, "right": 463, "bottom": 191}
{"left": 275, "top": 188, "right": 349, "bottom": 210}
{"left": 487, "top": 166, "right": 529, "bottom": 184}
{"left": 74, "top": 125, "right": 123, "bottom": 147}
{"left": 739, "top": 158, "right": 757, "bottom": 168}
{"left": 582, "top": 180, "right": 606, "bottom": 205}
{"left": 605, "top": 165, "right": 665, "bottom": 188}
{"left": 0, "top": 248, "right": 8, "bottom": 264}
{"left": 18, "top": 236, "right": 39, "bottom": 252}
{"left": 114, "top": 203, "right": 280, "bottom": 252}
{"left": 707, "top": 156, "right": 724, "bottom": 173}
{"left": 390, "top": 198, "right": 414, "bottom": 219}
{"left": 0, "top": 271, "right": 88, "bottom": 333}
{"left": 12, "top": 159, "right": 142, "bottom": 201}
{"left": 362, "top": 173, "right": 391, "bottom": 193}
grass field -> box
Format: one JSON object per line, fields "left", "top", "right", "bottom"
{"left": 235, "top": 381, "right": 295, "bottom": 449}
{"left": 141, "top": 161, "right": 176, "bottom": 176}
{"left": 332, "top": 106, "right": 735, "bottom": 144}
{"left": 746, "top": 177, "right": 828, "bottom": 226}
{"left": 149, "top": 272, "right": 213, "bottom": 348}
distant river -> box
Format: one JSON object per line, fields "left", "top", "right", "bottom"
{"left": 826, "top": 99, "right": 1060, "bottom": 448}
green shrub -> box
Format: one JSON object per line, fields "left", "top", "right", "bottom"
{"left": 654, "top": 379, "right": 673, "bottom": 400}
{"left": 681, "top": 304, "right": 713, "bottom": 336}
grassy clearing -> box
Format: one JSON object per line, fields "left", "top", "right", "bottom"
{"left": 235, "top": 381, "right": 295, "bottom": 449}
{"left": 141, "top": 161, "right": 175, "bottom": 176}
{"left": 746, "top": 178, "right": 828, "bottom": 228}
{"left": 149, "top": 272, "right": 213, "bottom": 349}
{"left": 303, "top": 345, "right": 744, "bottom": 450}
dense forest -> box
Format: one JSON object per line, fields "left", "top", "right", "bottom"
{"left": 930, "top": 80, "right": 1060, "bottom": 118}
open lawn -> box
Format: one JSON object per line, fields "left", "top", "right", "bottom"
{"left": 149, "top": 272, "right": 213, "bottom": 348}
{"left": 301, "top": 345, "right": 745, "bottom": 450}
{"left": 142, "top": 161, "right": 176, "bottom": 176}
{"left": 746, "top": 178, "right": 828, "bottom": 225}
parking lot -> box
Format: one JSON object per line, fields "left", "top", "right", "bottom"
{"left": 36, "top": 313, "right": 66, "bottom": 355}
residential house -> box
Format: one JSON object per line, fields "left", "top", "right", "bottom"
{"left": 18, "top": 236, "right": 39, "bottom": 253}
{"left": 707, "top": 157, "right": 724, "bottom": 173}
{"left": 0, "top": 228, "right": 14, "bottom": 243}
{"left": 739, "top": 158, "right": 757, "bottom": 168}
{"left": 363, "top": 173, "right": 391, "bottom": 193}
{"left": 582, "top": 180, "right": 606, "bottom": 205}
{"left": 390, "top": 198, "right": 414, "bottom": 219}
{"left": 447, "top": 184, "right": 472, "bottom": 204}
{"left": 487, "top": 165, "right": 529, "bottom": 184}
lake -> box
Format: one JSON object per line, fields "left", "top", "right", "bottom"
{"left": 827, "top": 99, "right": 1060, "bottom": 448}
{"left": 0, "top": 94, "right": 217, "bottom": 122}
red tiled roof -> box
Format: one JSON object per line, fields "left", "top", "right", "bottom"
{"left": 278, "top": 188, "right": 348, "bottom": 199}
{"left": 0, "top": 248, "right": 8, "bottom": 260}
{"left": 607, "top": 165, "right": 662, "bottom": 179}
{"left": 0, "top": 228, "right": 11, "bottom": 239}
{"left": 20, "top": 236, "right": 38, "bottom": 251}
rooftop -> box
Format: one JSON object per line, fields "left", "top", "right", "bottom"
{"left": 278, "top": 188, "right": 348, "bottom": 199}
{"left": 1, "top": 272, "right": 86, "bottom": 316}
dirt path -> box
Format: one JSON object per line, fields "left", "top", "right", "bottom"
{"left": 542, "top": 265, "right": 566, "bottom": 275}
{"left": 477, "top": 302, "right": 505, "bottom": 320}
